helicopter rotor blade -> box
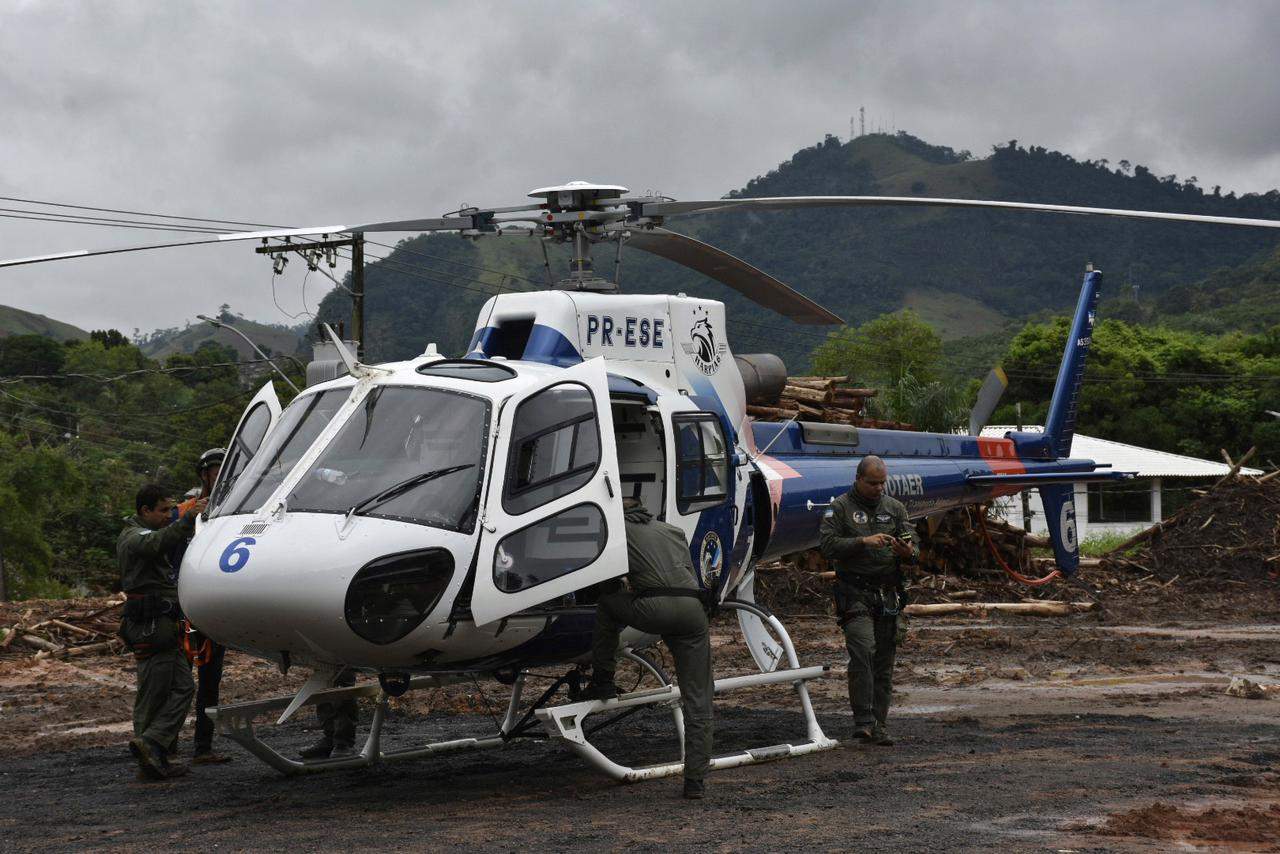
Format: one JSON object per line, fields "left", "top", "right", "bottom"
{"left": 625, "top": 227, "right": 844, "bottom": 325}
{"left": 0, "top": 225, "right": 360, "bottom": 269}
{"left": 642, "top": 196, "right": 1280, "bottom": 230}
{"left": 342, "top": 217, "right": 470, "bottom": 233}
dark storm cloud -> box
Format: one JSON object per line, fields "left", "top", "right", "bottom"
{"left": 0, "top": 0, "right": 1276, "bottom": 334}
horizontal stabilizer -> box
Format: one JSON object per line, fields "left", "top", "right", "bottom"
{"left": 967, "top": 471, "right": 1134, "bottom": 487}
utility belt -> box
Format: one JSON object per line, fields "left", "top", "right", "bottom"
{"left": 832, "top": 574, "right": 907, "bottom": 627}
{"left": 120, "top": 593, "right": 185, "bottom": 660}
{"left": 634, "top": 586, "right": 718, "bottom": 617}
{"left": 122, "top": 592, "right": 181, "bottom": 623}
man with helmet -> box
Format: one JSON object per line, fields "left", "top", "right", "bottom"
{"left": 175, "top": 447, "right": 233, "bottom": 764}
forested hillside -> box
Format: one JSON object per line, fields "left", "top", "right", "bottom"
{"left": 316, "top": 132, "right": 1280, "bottom": 373}
{"left": 0, "top": 332, "right": 298, "bottom": 598}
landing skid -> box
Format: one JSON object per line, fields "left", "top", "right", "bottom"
{"left": 208, "top": 605, "right": 836, "bottom": 780}
{"left": 537, "top": 601, "right": 838, "bottom": 781}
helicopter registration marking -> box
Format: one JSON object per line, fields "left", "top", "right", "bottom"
{"left": 584, "top": 315, "right": 666, "bottom": 349}
{"left": 219, "top": 537, "right": 256, "bottom": 573}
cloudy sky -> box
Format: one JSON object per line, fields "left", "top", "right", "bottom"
{"left": 2, "top": 0, "right": 1278, "bottom": 335}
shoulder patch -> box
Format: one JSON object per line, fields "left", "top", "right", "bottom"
{"left": 851, "top": 509, "right": 868, "bottom": 524}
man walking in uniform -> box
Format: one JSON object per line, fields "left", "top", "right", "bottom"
{"left": 582, "top": 499, "right": 715, "bottom": 799}
{"left": 819, "top": 455, "right": 917, "bottom": 746}
{"left": 118, "top": 484, "right": 205, "bottom": 780}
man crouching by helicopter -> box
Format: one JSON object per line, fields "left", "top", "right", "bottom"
{"left": 819, "top": 455, "right": 917, "bottom": 747}
{"left": 581, "top": 498, "right": 714, "bottom": 800}
{"left": 118, "top": 483, "right": 206, "bottom": 780}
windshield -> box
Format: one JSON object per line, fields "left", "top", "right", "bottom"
{"left": 287, "top": 386, "right": 490, "bottom": 532}
{"left": 212, "top": 388, "right": 349, "bottom": 518}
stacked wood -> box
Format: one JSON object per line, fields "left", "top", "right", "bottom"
{"left": 746, "top": 374, "right": 915, "bottom": 431}
{"left": 914, "top": 504, "right": 1042, "bottom": 578}
{"left": 0, "top": 593, "right": 126, "bottom": 660}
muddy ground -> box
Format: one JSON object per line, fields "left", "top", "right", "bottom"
{"left": 3, "top": 600, "right": 1280, "bottom": 852}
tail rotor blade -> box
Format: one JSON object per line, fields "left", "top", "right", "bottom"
{"left": 969, "top": 366, "right": 1009, "bottom": 437}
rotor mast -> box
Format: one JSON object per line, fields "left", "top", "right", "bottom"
{"left": 527, "top": 181, "right": 628, "bottom": 293}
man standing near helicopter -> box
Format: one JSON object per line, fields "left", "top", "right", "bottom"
{"left": 819, "top": 455, "right": 917, "bottom": 747}
{"left": 582, "top": 498, "right": 714, "bottom": 800}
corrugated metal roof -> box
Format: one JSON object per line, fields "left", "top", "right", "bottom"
{"left": 980, "top": 426, "right": 1264, "bottom": 478}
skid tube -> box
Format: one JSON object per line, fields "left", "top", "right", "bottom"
{"left": 534, "top": 601, "right": 839, "bottom": 782}
{"left": 207, "top": 649, "right": 678, "bottom": 777}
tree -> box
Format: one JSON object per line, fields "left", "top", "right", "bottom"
{"left": 810, "top": 309, "right": 943, "bottom": 387}
{"left": 0, "top": 335, "right": 66, "bottom": 377}
{"left": 89, "top": 329, "right": 130, "bottom": 349}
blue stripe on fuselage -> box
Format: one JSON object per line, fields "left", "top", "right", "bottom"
{"left": 465, "top": 323, "right": 583, "bottom": 367}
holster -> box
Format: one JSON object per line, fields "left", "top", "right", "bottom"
{"left": 833, "top": 575, "right": 907, "bottom": 626}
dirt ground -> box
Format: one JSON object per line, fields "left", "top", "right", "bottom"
{"left": 3, "top": 584, "right": 1280, "bottom": 852}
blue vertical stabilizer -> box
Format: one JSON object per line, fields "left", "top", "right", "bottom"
{"left": 1043, "top": 269, "right": 1103, "bottom": 458}
{"left": 1038, "top": 483, "right": 1080, "bottom": 575}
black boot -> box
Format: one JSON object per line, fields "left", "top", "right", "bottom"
{"left": 298, "top": 737, "right": 334, "bottom": 760}
{"left": 683, "top": 778, "right": 706, "bottom": 800}
{"left": 579, "top": 677, "right": 618, "bottom": 702}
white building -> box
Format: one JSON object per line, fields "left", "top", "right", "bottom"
{"left": 981, "top": 426, "right": 1263, "bottom": 541}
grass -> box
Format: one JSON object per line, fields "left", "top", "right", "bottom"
{"left": 1079, "top": 531, "right": 1138, "bottom": 558}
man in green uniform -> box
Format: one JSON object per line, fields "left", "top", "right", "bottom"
{"left": 582, "top": 499, "right": 714, "bottom": 800}
{"left": 819, "top": 455, "right": 917, "bottom": 746}
{"left": 118, "top": 483, "right": 205, "bottom": 780}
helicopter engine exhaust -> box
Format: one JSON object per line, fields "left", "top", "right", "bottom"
{"left": 734, "top": 353, "right": 787, "bottom": 405}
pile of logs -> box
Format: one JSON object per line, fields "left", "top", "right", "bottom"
{"left": 0, "top": 593, "right": 125, "bottom": 660}
{"left": 915, "top": 505, "right": 1048, "bottom": 577}
{"left": 746, "top": 375, "right": 915, "bottom": 430}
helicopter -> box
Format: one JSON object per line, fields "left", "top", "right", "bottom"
{"left": 4, "top": 181, "right": 1279, "bottom": 781}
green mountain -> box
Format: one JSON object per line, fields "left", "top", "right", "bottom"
{"left": 0, "top": 304, "right": 89, "bottom": 342}
{"left": 316, "top": 132, "right": 1280, "bottom": 373}
{"left": 138, "top": 313, "right": 307, "bottom": 363}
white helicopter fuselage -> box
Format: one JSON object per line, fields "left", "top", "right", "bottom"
{"left": 180, "top": 291, "right": 757, "bottom": 674}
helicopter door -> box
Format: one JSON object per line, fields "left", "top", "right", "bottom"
{"left": 470, "top": 358, "right": 627, "bottom": 626}
{"left": 206, "top": 381, "right": 282, "bottom": 515}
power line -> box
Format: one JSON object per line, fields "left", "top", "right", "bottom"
{"left": 0, "top": 358, "right": 288, "bottom": 385}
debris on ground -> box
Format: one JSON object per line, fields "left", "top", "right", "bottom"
{"left": 1225, "top": 675, "right": 1277, "bottom": 700}
{"left": 1103, "top": 464, "right": 1280, "bottom": 586}
{"left": 0, "top": 593, "right": 126, "bottom": 660}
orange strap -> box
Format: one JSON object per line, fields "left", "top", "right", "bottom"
{"left": 978, "top": 513, "right": 1062, "bottom": 587}
{"left": 181, "top": 619, "right": 213, "bottom": 666}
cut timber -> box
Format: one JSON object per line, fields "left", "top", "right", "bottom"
{"left": 904, "top": 601, "right": 1095, "bottom": 617}
{"left": 782, "top": 385, "right": 829, "bottom": 405}
{"left": 1213, "top": 446, "right": 1257, "bottom": 490}
{"left": 19, "top": 634, "right": 62, "bottom": 652}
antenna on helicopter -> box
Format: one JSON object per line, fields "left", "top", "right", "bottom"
{"left": 321, "top": 322, "right": 388, "bottom": 380}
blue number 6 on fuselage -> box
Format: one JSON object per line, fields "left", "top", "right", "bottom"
{"left": 219, "top": 537, "right": 257, "bottom": 573}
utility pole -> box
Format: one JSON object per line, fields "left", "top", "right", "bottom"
{"left": 351, "top": 233, "right": 365, "bottom": 360}
{"left": 859, "top": 106, "right": 865, "bottom": 137}
{"left": 1017, "top": 402, "right": 1034, "bottom": 532}
{"left": 256, "top": 232, "right": 366, "bottom": 358}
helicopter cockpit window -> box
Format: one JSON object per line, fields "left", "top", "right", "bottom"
{"left": 503, "top": 382, "right": 600, "bottom": 516}
{"left": 212, "top": 389, "right": 347, "bottom": 518}
{"left": 288, "top": 386, "right": 489, "bottom": 533}
{"left": 416, "top": 360, "right": 516, "bottom": 382}
{"left": 673, "top": 413, "right": 729, "bottom": 514}
{"left": 207, "top": 401, "right": 272, "bottom": 514}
